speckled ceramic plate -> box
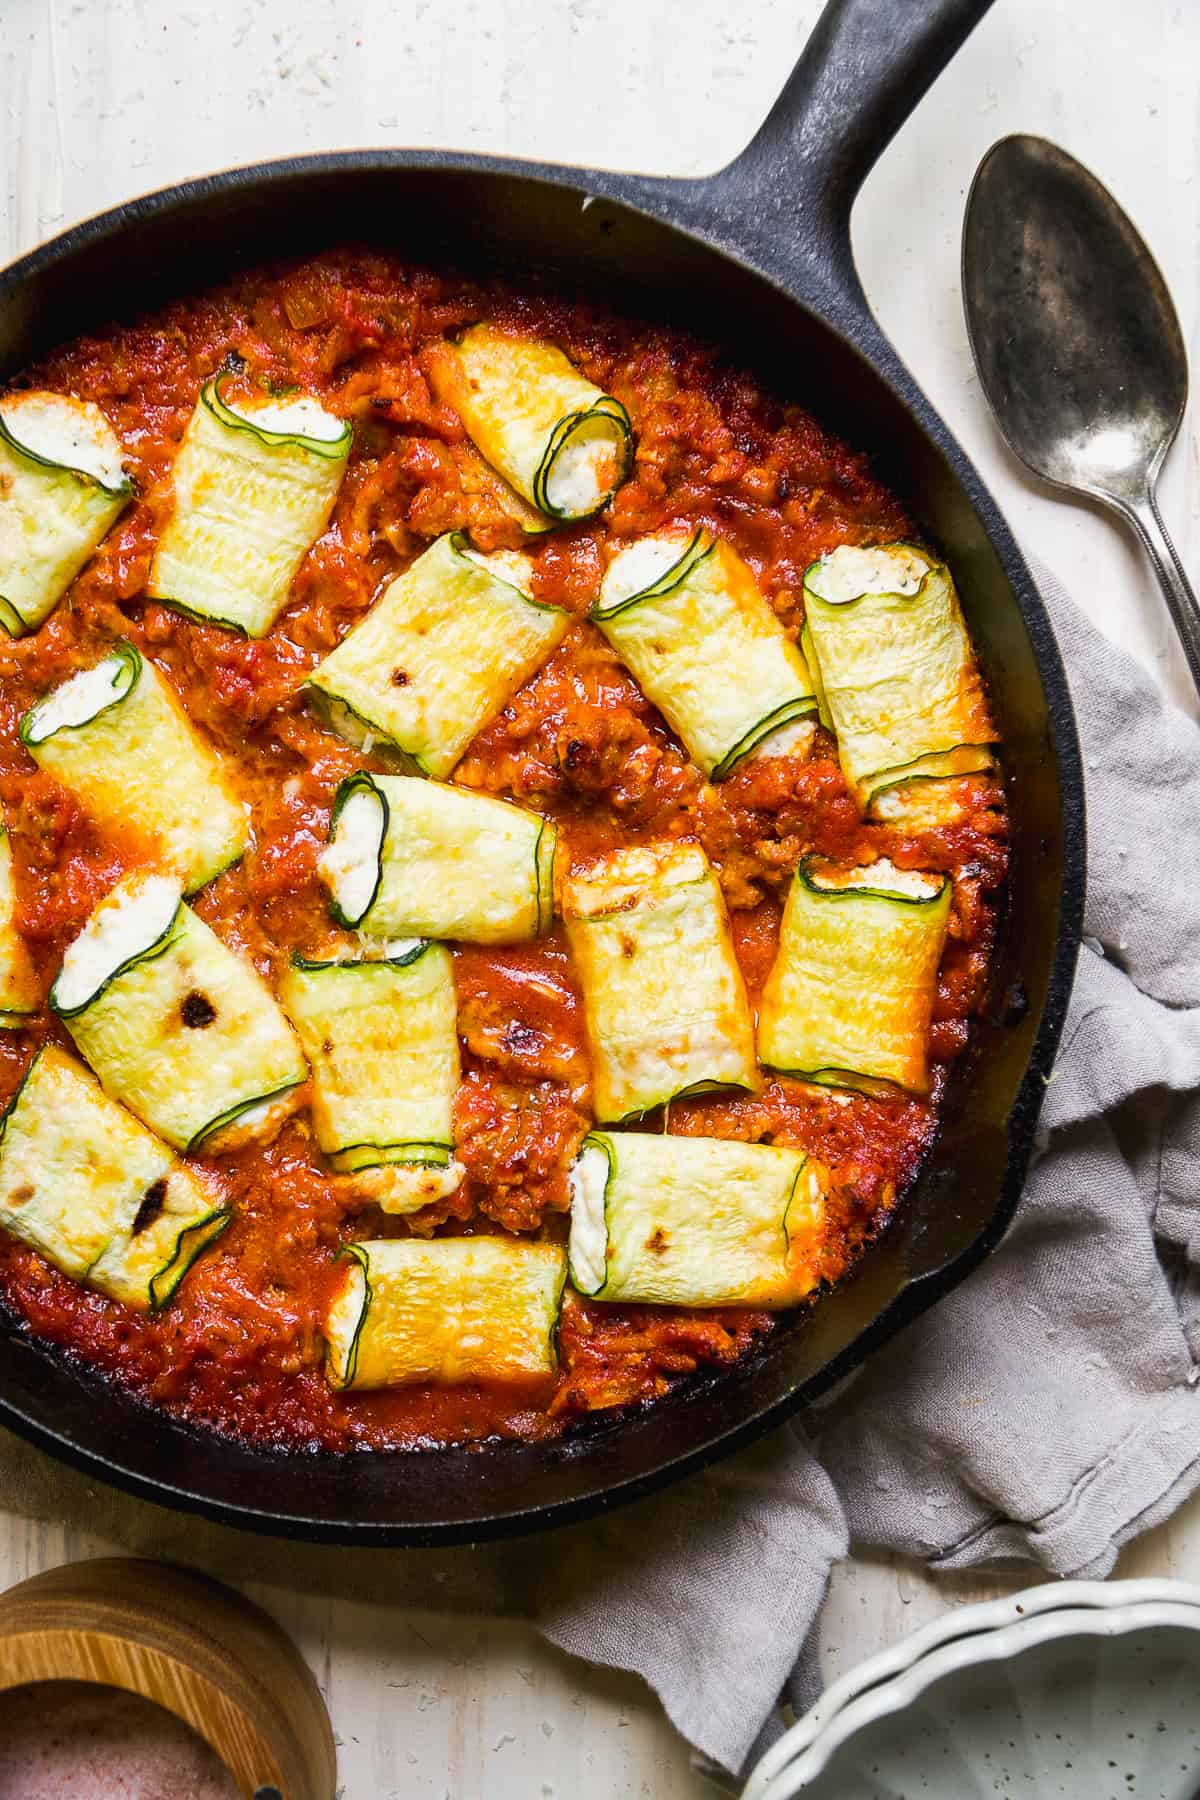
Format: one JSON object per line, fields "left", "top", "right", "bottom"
{"left": 743, "top": 1580, "right": 1200, "bottom": 1800}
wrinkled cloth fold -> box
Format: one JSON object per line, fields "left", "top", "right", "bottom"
{"left": 0, "top": 567, "right": 1196, "bottom": 1776}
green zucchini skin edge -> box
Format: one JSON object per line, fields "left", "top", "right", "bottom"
{"left": 864, "top": 744, "right": 996, "bottom": 807}
{"left": 710, "top": 694, "right": 820, "bottom": 781}
{"left": 329, "top": 1142, "right": 452, "bottom": 1174}
{"left": 187, "top": 1078, "right": 305, "bottom": 1155}
{"left": 447, "top": 530, "right": 566, "bottom": 616}
{"left": 800, "top": 540, "right": 938, "bottom": 610}
{"left": 607, "top": 1073, "right": 758, "bottom": 1127}
{"left": 533, "top": 398, "right": 633, "bottom": 521}
{"left": 202, "top": 375, "right": 352, "bottom": 461}
{"left": 0, "top": 410, "right": 135, "bottom": 499}
{"left": 588, "top": 527, "right": 711, "bottom": 624}
{"left": 779, "top": 1160, "right": 810, "bottom": 1278}
{"left": 303, "top": 685, "right": 429, "bottom": 776}
{"left": 20, "top": 638, "right": 142, "bottom": 750}
{"left": 534, "top": 820, "right": 557, "bottom": 937}
{"left": 325, "top": 771, "right": 388, "bottom": 930}
{"left": 569, "top": 1128, "right": 615, "bottom": 1299}
{"left": 290, "top": 943, "right": 433, "bottom": 974}
{"left": 148, "top": 1207, "right": 231, "bottom": 1311}
{"left": 49, "top": 896, "right": 185, "bottom": 1021}
{"left": 331, "top": 1241, "right": 373, "bottom": 1389}
{"left": 0, "top": 1044, "right": 40, "bottom": 1142}
{"left": 796, "top": 852, "right": 951, "bottom": 909}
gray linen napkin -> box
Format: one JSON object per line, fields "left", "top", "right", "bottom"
{"left": 0, "top": 566, "right": 1196, "bottom": 1778}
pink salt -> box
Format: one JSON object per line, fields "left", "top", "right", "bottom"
{"left": 0, "top": 1681, "right": 240, "bottom": 1798}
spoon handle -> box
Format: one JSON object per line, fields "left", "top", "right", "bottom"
{"left": 1119, "top": 485, "right": 1200, "bottom": 694}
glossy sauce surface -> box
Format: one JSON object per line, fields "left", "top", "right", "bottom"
{"left": 0, "top": 252, "right": 1007, "bottom": 1449}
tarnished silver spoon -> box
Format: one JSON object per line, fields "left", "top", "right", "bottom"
{"left": 962, "top": 133, "right": 1200, "bottom": 689}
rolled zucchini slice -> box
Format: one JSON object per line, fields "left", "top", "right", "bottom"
{"left": 21, "top": 641, "right": 249, "bottom": 894}
{"left": 0, "top": 826, "right": 37, "bottom": 1029}
{"left": 324, "top": 1235, "right": 567, "bottom": 1392}
{"left": 51, "top": 871, "right": 308, "bottom": 1152}
{"left": 562, "top": 840, "right": 758, "bottom": 1123}
{"left": 568, "top": 1129, "right": 827, "bottom": 1308}
{"left": 281, "top": 943, "right": 463, "bottom": 1210}
{"left": 0, "top": 391, "right": 132, "bottom": 635}
{"left": 319, "top": 773, "right": 556, "bottom": 945}
{"left": 0, "top": 1045, "right": 229, "bottom": 1310}
{"left": 426, "top": 324, "right": 632, "bottom": 521}
{"left": 147, "top": 377, "right": 351, "bottom": 637}
{"left": 802, "top": 542, "right": 995, "bottom": 812}
{"left": 592, "top": 530, "right": 818, "bottom": 777}
{"left": 758, "top": 854, "right": 952, "bottom": 1097}
{"left": 306, "top": 531, "right": 569, "bottom": 778}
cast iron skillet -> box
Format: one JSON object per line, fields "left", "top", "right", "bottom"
{"left": 0, "top": 0, "right": 1084, "bottom": 1542}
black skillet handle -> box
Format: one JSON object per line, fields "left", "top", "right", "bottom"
{"left": 613, "top": 0, "right": 996, "bottom": 334}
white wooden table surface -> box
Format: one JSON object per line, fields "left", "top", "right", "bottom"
{"left": 3, "top": 1, "right": 1199, "bottom": 1794}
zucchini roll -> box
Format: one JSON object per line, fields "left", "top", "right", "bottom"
{"left": 0, "top": 1045, "right": 228, "bottom": 1310}
{"left": 562, "top": 840, "right": 757, "bottom": 1122}
{"left": 320, "top": 772, "right": 555, "bottom": 945}
{"left": 148, "top": 377, "right": 351, "bottom": 637}
{"left": 802, "top": 542, "right": 994, "bottom": 812}
{"left": 0, "top": 826, "right": 37, "bottom": 1029}
{"left": 568, "top": 1129, "right": 826, "bottom": 1307}
{"left": 592, "top": 530, "right": 818, "bottom": 777}
{"left": 758, "top": 854, "right": 952, "bottom": 1096}
{"left": 306, "top": 531, "right": 569, "bottom": 777}
{"left": 21, "top": 641, "right": 248, "bottom": 894}
{"left": 51, "top": 871, "right": 308, "bottom": 1152}
{"left": 324, "top": 1236, "right": 567, "bottom": 1391}
{"left": 426, "top": 324, "right": 632, "bottom": 522}
{"left": 281, "top": 943, "right": 463, "bottom": 1213}
{"left": 0, "top": 391, "right": 132, "bottom": 635}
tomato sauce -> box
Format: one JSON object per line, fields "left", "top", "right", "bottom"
{"left": 0, "top": 250, "right": 1007, "bottom": 1450}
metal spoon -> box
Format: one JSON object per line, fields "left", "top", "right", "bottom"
{"left": 962, "top": 133, "right": 1200, "bottom": 689}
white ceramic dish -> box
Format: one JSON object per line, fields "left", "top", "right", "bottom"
{"left": 743, "top": 1579, "right": 1200, "bottom": 1800}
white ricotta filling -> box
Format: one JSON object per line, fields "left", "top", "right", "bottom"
{"left": 1, "top": 391, "right": 127, "bottom": 489}
{"left": 810, "top": 856, "right": 942, "bottom": 900}
{"left": 460, "top": 545, "right": 536, "bottom": 595}
{"left": 545, "top": 413, "right": 625, "bottom": 517}
{"left": 56, "top": 872, "right": 181, "bottom": 1013}
{"left": 226, "top": 391, "right": 347, "bottom": 444}
{"left": 26, "top": 651, "right": 131, "bottom": 742}
{"left": 808, "top": 543, "right": 929, "bottom": 604}
{"left": 751, "top": 717, "right": 816, "bottom": 763}
{"left": 567, "top": 1144, "right": 610, "bottom": 1292}
{"left": 600, "top": 532, "right": 691, "bottom": 607}
{"left": 354, "top": 1160, "right": 466, "bottom": 1215}
{"left": 318, "top": 787, "right": 385, "bottom": 922}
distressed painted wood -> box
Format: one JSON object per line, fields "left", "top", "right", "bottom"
{"left": 1, "top": 0, "right": 1197, "bottom": 1793}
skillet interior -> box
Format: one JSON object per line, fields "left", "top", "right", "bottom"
{"left": 0, "top": 161, "right": 1083, "bottom": 1539}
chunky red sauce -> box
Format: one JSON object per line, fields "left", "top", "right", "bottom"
{"left": 0, "top": 251, "right": 1007, "bottom": 1450}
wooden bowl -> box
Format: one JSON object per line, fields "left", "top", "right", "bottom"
{"left": 0, "top": 1557, "right": 336, "bottom": 1798}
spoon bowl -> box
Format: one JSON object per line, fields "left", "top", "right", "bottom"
{"left": 963, "top": 133, "right": 1200, "bottom": 687}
